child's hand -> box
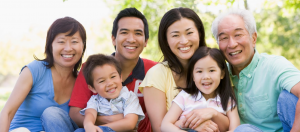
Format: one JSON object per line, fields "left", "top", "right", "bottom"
{"left": 174, "top": 118, "right": 185, "bottom": 127}
{"left": 194, "top": 120, "right": 219, "bottom": 132}
{"left": 182, "top": 108, "right": 217, "bottom": 128}
{"left": 84, "top": 124, "right": 103, "bottom": 132}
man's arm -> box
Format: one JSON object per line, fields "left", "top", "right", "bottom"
{"left": 290, "top": 82, "right": 300, "bottom": 132}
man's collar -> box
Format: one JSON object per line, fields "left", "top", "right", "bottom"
{"left": 111, "top": 52, "right": 145, "bottom": 86}
{"left": 228, "top": 49, "right": 260, "bottom": 79}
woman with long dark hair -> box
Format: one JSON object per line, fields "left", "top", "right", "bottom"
{"left": 139, "top": 7, "right": 230, "bottom": 131}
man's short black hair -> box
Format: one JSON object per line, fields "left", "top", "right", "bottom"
{"left": 83, "top": 54, "right": 122, "bottom": 88}
{"left": 111, "top": 7, "right": 149, "bottom": 40}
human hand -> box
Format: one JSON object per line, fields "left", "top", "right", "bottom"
{"left": 84, "top": 124, "right": 103, "bottom": 132}
{"left": 182, "top": 108, "right": 217, "bottom": 129}
{"left": 194, "top": 120, "right": 219, "bottom": 132}
{"left": 175, "top": 118, "right": 185, "bottom": 128}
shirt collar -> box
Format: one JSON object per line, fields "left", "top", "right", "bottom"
{"left": 196, "top": 91, "right": 221, "bottom": 102}
{"left": 228, "top": 49, "right": 260, "bottom": 79}
{"left": 96, "top": 86, "right": 129, "bottom": 103}
{"left": 111, "top": 52, "right": 145, "bottom": 86}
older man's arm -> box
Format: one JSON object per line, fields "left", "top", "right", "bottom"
{"left": 290, "top": 82, "right": 300, "bottom": 132}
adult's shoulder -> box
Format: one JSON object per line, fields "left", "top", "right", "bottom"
{"left": 141, "top": 58, "right": 158, "bottom": 72}
{"left": 259, "top": 53, "right": 294, "bottom": 68}
{"left": 22, "top": 60, "right": 49, "bottom": 86}
{"left": 147, "top": 61, "right": 170, "bottom": 73}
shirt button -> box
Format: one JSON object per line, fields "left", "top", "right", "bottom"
{"left": 247, "top": 74, "right": 251, "bottom": 78}
{"left": 240, "top": 104, "right": 243, "bottom": 107}
{"left": 239, "top": 93, "right": 242, "bottom": 96}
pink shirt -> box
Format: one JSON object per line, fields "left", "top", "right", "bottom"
{"left": 173, "top": 90, "right": 235, "bottom": 119}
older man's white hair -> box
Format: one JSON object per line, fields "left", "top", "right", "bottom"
{"left": 211, "top": 9, "right": 257, "bottom": 44}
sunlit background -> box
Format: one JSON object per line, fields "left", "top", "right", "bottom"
{"left": 0, "top": 0, "right": 299, "bottom": 111}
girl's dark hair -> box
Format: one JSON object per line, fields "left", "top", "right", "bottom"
{"left": 35, "top": 17, "right": 87, "bottom": 78}
{"left": 158, "top": 7, "right": 206, "bottom": 76}
{"left": 180, "top": 46, "right": 236, "bottom": 111}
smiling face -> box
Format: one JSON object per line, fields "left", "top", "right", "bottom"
{"left": 217, "top": 15, "right": 257, "bottom": 72}
{"left": 166, "top": 18, "right": 200, "bottom": 65}
{"left": 193, "top": 56, "right": 225, "bottom": 100}
{"left": 52, "top": 31, "right": 84, "bottom": 69}
{"left": 88, "top": 64, "right": 123, "bottom": 101}
{"left": 112, "top": 17, "right": 147, "bottom": 61}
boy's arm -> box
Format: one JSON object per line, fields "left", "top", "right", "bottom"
{"left": 84, "top": 109, "right": 102, "bottom": 132}
{"left": 70, "top": 106, "right": 124, "bottom": 127}
{"left": 102, "top": 113, "right": 138, "bottom": 131}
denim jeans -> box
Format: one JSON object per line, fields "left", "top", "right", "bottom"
{"left": 277, "top": 90, "right": 298, "bottom": 132}
{"left": 40, "top": 106, "right": 78, "bottom": 132}
{"left": 74, "top": 126, "right": 115, "bottom": 132}
{"left": 234, "top": 124, "right": 262, "bottom": 132}
{"left": 234, "top": 90, "right": 298, "bottom": 132}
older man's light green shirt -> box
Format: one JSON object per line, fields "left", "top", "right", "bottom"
{"left": 229, "top": 51, "right": 300, "bottom": 132}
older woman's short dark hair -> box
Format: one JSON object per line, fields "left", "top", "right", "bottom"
{"left": 35, "top": 16, "right": 86, "bottom": 77}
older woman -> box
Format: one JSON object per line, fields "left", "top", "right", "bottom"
{"left": 0, "top": 17, "right": 86, "bottom": 132}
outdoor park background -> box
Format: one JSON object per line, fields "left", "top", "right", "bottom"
{"left": 0, "top": 0, "right": 299, "bottom": 111}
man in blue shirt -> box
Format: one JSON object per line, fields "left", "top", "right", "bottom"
{"left": 211, "top": 9, "right": 300, "bottom": 132}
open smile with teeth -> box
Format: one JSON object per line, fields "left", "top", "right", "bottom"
{"left": 125, "top": 46, "right": 137, "bottom": 49}
{"left": 179, "top": 46, "right": 191, "bottom": 51}
{"left": 106, "top": 87, "right": 117, "bottom": 93}
{"left": 229, "top": 50, "right": 242, "bottom": 56}
{"left": 62, "top": 54, "right": 74, "bottom": 58}
{"left": 202, "top": 82, "right": 212, "bottom": 87}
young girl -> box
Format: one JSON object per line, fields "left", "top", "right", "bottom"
{"left": 161, "top": 47, "right": 240, "bottom": 132}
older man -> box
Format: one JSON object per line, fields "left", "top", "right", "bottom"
{"left": 212, "top": 9, "right": 300, "bottom": 132}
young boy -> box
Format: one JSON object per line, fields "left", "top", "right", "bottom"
{"left": 74, "top": 54, "right": 145, "bottom": 132}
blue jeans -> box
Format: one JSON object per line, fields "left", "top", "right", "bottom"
{"left": 74, "top": 126, "right": 115, "bottom": 132}
{"left": 277, "top": 90, "right": 298, "bottom": 132}
{"left": 234, "top": 124, "right": 262, "bottom": 132}
{"left": 40, "top": 106, "right": 78, "bottom": 132}
{"left": 235, "top": 90, "right": 298, "bottom": 132}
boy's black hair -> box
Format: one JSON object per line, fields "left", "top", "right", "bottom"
{"left": 83, "top": 54, "right": 122, "bottom": 88}
{"left": 179, "top": 46, "right": 237, "bottom": 111}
